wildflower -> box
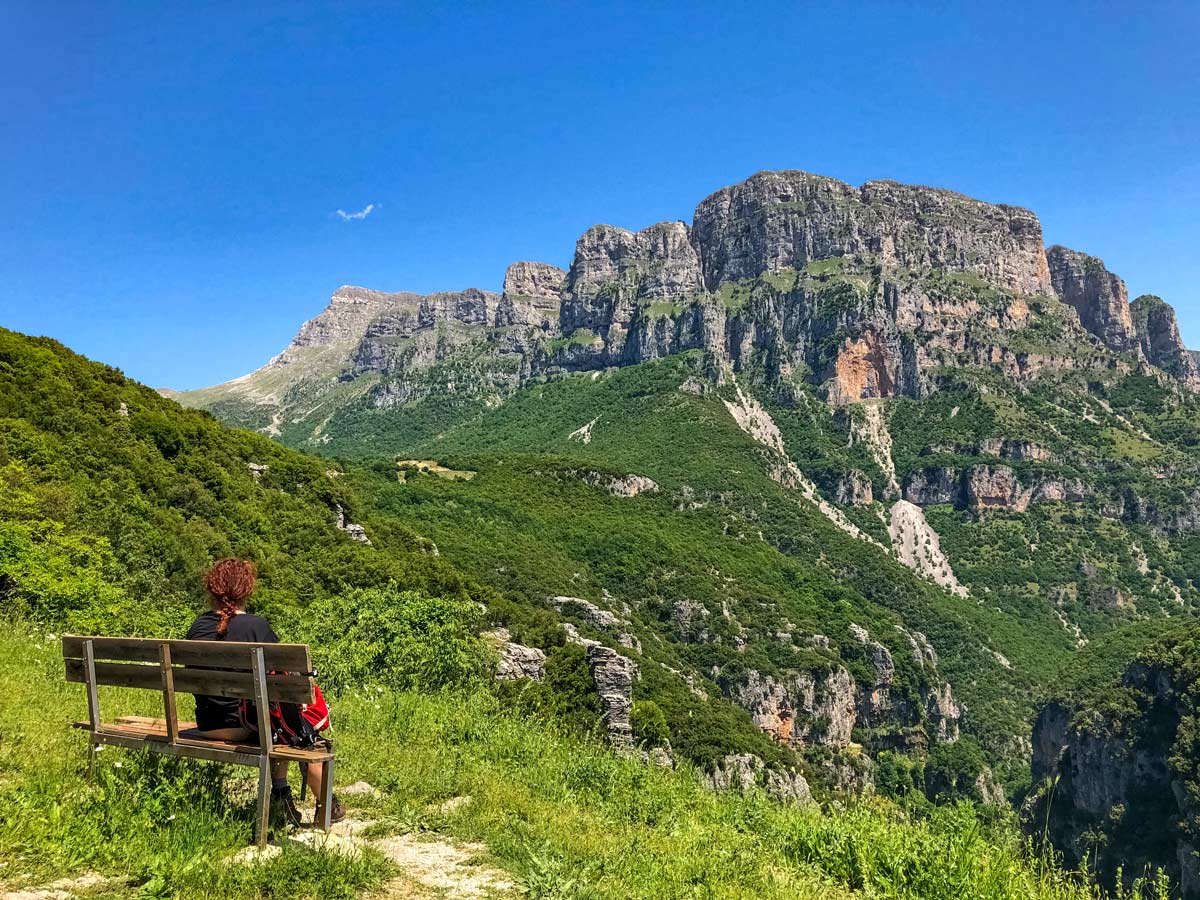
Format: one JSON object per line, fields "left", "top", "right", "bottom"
{"left": 113, "top": 761, "right": 124, "bottom": 768}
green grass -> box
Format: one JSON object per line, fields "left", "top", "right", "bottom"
{"left": 640, "top": 300, "right": 689, "bottom": 320}
{"left": 1102, "top": 427, "right": 1162, "bottom": 462}
{"left": 549, "top": 329, "right": 600, "bottom": 351}
{"left": 0, "top": 625, "right": 1161, "bottom": 900}
{"left": 0, "top": 631, "right": 391, "bottom": 899}
{"left": 802, "top": 257, "right": 846, "bottom": 277}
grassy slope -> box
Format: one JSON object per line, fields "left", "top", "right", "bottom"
{"left": 0, "top": 626, "right": 1133, "bottom": 900}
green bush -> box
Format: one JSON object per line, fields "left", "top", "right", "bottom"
{"left": 631, "top": 700, "right": 671, "bottom": 748}
{"left": 292, "top": 586, "right": 492, "bottom": 693}
{"left": 925, "top": 736, "right": 987, "bottom": 802}
{"left": 543, "top": 643, "right": 602, "bottom": 736}
{"left": 873, "top": 750, "right": 924, "bottom": 801}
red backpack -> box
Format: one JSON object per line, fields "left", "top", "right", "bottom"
{"left": 241, "top": 683, "right": 331, "bottom": 748}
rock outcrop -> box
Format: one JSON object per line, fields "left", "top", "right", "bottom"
{"left": 693, "top": 170, "right": 1051, "bottom": 295}
{"left": 850, "top": 623, "right": 900, "bottom": 728}
{"left": 834, "top": 469, "right": 874, "bottom": 506}
{"left": 730, "top": 634, "right": 962, "bottom": 755}
{"left": 732, "top": 667, "right": 857, "bottom": 748}
{"left": 576, "top": 471, "right": 660, "bottom": 497}
{"left": 485, "top": 628, "right": 547, "bottom": 682}
{"left": 498, "top": 261, "right": 566, "bottom": 328}
{"left": 551, "top": 595, "right": 624, "bottom": 632}
{"left": 703, "top": 752, "right": 813, "bottom": 805}
{"left": 349, "top": 288, "right": 503, "bottom": 375}
{"left": 1047, "top": 246, "right": 1138, "bottom": 353}
{"left": 334, "top": 504, "right": 371, "bottom": 544}
{"left": 1132, "top": 294, "right": 1200, "bottom": 390}
{"left": 585, "top": 644, "right": 638, "bottom": 750}
{"left": 921, "top": 682, "right": 962, "bottom": 744}
{"left": 902, "top": 466, "right": 1089, "bottom": 513}
{"left": 1026, "top": 635, "right": 1200, "bottom": 898}
{"left": 966, "top": 465, "right": 1031, "bottom": 511}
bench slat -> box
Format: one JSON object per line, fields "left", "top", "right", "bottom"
{"left": 116, "top": 714, "right": 199, "bottom": 730}
{"left": 79, "top": 721, "right": 333, "bottom": 763}
{"left": 64, "top": 658, "right": 314, "bottom": 704}
{"left": 62, "top": 636, "right": 311, "bottom": 672}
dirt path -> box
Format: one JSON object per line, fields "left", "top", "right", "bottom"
{"left": 4, "top": 808, "right": 515, "bottom": 900}
{"left": 245, "top": 809, "right": 517, "bottom": 900}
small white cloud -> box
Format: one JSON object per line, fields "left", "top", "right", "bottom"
{"left": 335, "top": 203, "right": 377, "bottom": 221}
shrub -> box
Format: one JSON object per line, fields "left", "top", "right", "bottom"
{"left": 295, "top": 586, "right": 491, "bottom": 693}
{"left": 925, "top": 736, "right": 987, "bottom": 802}
{"left": 631, "top": 700, "right": 671, "bottom": 748}
{"left": 543, "top": 643, "right": 602, "bottom": 736}
{"left": 873, "top": 750, "right": 923, "bottom": 801}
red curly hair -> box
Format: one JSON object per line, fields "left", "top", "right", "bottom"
{"left": 203, "top": 558, "right": 257, "bottom": 636}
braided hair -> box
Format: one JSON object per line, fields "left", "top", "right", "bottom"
{"left": 203, "top": 558, "right": 257, "bottom": 636}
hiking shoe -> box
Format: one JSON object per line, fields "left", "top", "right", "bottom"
{"left": 316, "top": 794, "right": 346, "bottom": 826}
{"left": 269, "top": 786, "right": 303, "bottom": 833}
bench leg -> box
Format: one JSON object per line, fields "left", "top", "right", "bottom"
{"left": 318, "top": 758, "right": 334, "bottom": 832}
{"left": 255, "top": 756, "right": 271, "bottom": 848}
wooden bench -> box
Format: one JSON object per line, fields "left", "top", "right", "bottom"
{"left": 62, "top": 635, "right": 334, "bottom": 847}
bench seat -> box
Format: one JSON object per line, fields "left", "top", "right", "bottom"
{"left": 71, "top": 715, "right": 333, "bottom": 765}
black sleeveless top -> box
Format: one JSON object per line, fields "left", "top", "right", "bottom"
{"left": 185, "top": 611, "right": 278, "bottom": 731}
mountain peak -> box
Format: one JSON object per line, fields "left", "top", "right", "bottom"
{"left": 179, "top": 166, "right": 1198, "bottom": 431}
{"left": 692, "top": 168, "right": 1051, "bottom": 295}
{"left": 1131, "top": 292, "right": 1200, "bottom": 388}
{"left": 1046, "top": 245, "right": 1137, "bottom": 353}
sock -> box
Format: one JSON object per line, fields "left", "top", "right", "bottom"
{"left": 271, "top": 776, "right": 289, "bottom": 793}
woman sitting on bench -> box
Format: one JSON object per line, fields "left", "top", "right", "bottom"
{"left": 186, "top": 557, "right": 344, "bottom": 828}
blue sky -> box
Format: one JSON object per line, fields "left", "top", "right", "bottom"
{"left": 2, "top": 1, "right": 1198, "bottom": 389}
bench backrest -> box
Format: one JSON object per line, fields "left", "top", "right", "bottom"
{"left": 62, "top": 636, "right": 316, "bottom": 705}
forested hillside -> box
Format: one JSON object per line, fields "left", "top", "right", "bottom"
{"left": 0, "top": 328, "right": 475, "bottom": 636}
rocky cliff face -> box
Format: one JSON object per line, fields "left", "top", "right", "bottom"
{"left": 182, "top": 167, "right": 1198, "bottom": 429}
{"left": 902, "top": 465, "right": 1090, "bottom": 513}
{"left": 703, "top": 752, "right": 813, "bottom": 805}
{"left": 1026, "top": 630, "right": 1200, "bottom": 898}
{"left": 552, "top": 170, "right": 1066, "bottom": 399}
{"left": 498, "top": 261, "right": 566, "bottom": 328}
{"left": 1046, "top": 246, "right": 1138, "bottom": 353}
{"left": 728, "top": 622, "right": 961, "bottom": 758}
{"left": 1132, "top": 294, "right": 1200, "bottom": 390}
{"left": 693, "top": 171, "right": 1051, "bottom": 295}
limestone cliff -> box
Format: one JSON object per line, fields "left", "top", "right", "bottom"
{"left": 728, "top": 622, "right": 961, "bottom": 757}
{"left": 692, "top": 170, "right": 1051, "bottom": 295}
{"left": 1132, "top": 294, "right": 1200, "bottom": 390}
{"left": 1026, "top": 628, "right": 1200, "bottom": 898}
{"left": 181, "top": 167, "right": 1199, "bottom": 429}
{"left": 498, "top": 261, "right": 567, "bottom": 328}
{"left": 1046, "top": 245, "right": 1138, "bottom": 354}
